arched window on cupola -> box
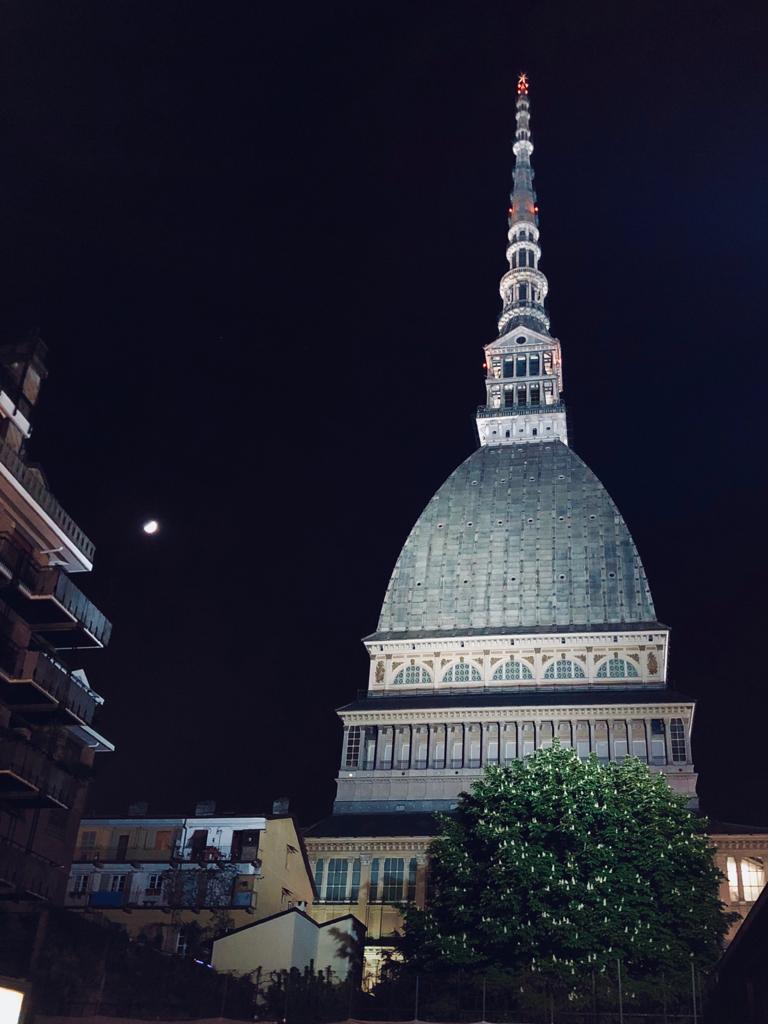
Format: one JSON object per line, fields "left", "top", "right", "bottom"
{"left": 442, "top": 661, "right": 482, "bottom": 683}
{"left": 492, "top": 659, "right": 533, "bottom": 681}
{"left": 595, "top": 657, "right": 639, "bottom": 679}
{"left": 543, "top": 659, "right": 586, "bottom": 680}
{"left": 392, "top": 665, "right": 432, "bottom": 686}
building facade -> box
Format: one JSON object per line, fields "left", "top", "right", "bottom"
{"left": 305, "top": 75, "right": 703, "bottom": 978}
{"left": 65, "top": 805, "right": 316, "bottom": 955}
{"left": 0, "top": 335, "right": 112, "bottom": 904}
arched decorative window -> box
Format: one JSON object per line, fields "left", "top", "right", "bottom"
{"left": 392, "top": 665, "right": 431, "bottom": 686}
{"left": 442, "top": 662, "right": 482, "bottom": 683}
{"left": 543, "top": 659, "right": 586, "bottom": 680}
{"left": 492, "top": 659, "right": 533, "bottom": 681}
{"left": 596, "top": 657, "right": 639, "bottom": 678}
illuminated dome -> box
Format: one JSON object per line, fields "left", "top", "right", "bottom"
{"left": 374, "top": 441, "right": 657, "bottom": 638}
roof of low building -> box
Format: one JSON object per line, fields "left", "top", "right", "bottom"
{"left": 304, "top": 812, "right": 443, "bottom": 839}
{"left": 376, "top": 441, "right": 657, "bottom": 638}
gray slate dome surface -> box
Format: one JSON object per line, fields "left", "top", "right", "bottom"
{"left": 375, "top": 441, "right": 656, "bottom": 638}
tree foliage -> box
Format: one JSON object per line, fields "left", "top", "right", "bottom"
{"left": 401, "top": 745, "right": 731, "bottom": 991}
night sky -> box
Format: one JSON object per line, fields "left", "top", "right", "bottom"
{"left": 1, "top": 2, "right": 766, "bottom": 825}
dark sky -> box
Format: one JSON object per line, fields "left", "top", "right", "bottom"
{"left": 1, "top": 1, "right": 766, "bottom": 825}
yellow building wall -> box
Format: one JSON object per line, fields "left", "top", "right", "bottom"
{"left": 253, "top": 817, "right": 315, "bottom": 919}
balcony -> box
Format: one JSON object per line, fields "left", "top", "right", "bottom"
{"left": 476, "top": 402, "right": 565, "bottom": 418}
{"left": 0, "top": 736, "right": 77, "bottom": 808}
{"left": 2, "top": 551, "right": 111, "bottom": 649}
{"left": 0, "top": 836, "right": 63, "bottom": 900}
{"left": 0, "top": 648, "right": 99, "bottom": 727}
{"left": 0, "top": 440, "right": 94, "bottom": 572}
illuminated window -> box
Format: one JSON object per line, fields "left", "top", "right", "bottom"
{"left": 382, "top": 858, "right": 405, "bottom": 902}
{"left": 71, "top": 874, "right": 89, "bottom": 895}
{"left": 392, "top": 665, "right": 431, "bottom": 686}
{"left": 612, "top": 721, "right": 628, "bottom": 759}
{"left": 650, "top": 719, "right": 666, "bottom": 764}
{"left": 345, "top": 726, "right": 361, "bottom": 767}
{"left": 575, "top": 721, "right": 590, "bottom": 758}
{"left": 146, "top": 873, "right": 163, "bottom": 894}
{"left": 596, "top": 658, "right": 639, "bottom": 678}
{"left": 631, "top": 720, "right": 647, "bottom": 760}
{"left": 741, "top": 858, "right": 765, "bottom": 902}
{"left": 543, "top": 659, "right": 586, "bottom": 680}
{"left": 370, "top": 859, "right": 380, "bottom": 901}
{"left": 502, "top": 724, "right": 517, "bottom": 763}
{"left": 669, "top": 719, "right": 686, "bottom": 762}
{"left": 407, "top": 858, "right": 418, "bottom": 902}
{"left": 521, "top": 722, "right": 535, "bottom": 757}
{"left": 325, "top": 859, "right": 349, "bottom": 901}
{"left": 442, "top": 662, "right": 481, "bottom": 683}
{"left": 726, "top": 856, "right": 741, "bottom": 902}
{"left": 492, "top": 659, "right": 533, "bottom": 681}
{"left": 594, "top": 721, "right": 609, "bottom": 761}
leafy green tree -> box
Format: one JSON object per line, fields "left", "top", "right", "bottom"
{"left": 401, "top": 745, "right": 732, "bottom": 994}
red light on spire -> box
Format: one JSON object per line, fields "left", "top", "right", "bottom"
{"left": 517, "top": 72, "right": 529, "bottom": 96}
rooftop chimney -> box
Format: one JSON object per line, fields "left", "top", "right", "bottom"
{"left": 194, "top": 799, "right": 216, "bottom": 816}
{"left": 272, "top": 797, "right": 290, "bottom": 815}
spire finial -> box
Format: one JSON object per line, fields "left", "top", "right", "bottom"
{"left": 517, "top": 72, "right": 529, "bottom": 96}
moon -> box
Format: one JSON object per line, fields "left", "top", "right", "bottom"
{"left": 142, "top": 519, "right": 160, "bottom": 535}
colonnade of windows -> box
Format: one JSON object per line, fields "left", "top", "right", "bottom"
{"left": 312, "top": 856, "right": 418, "bottom": 904}
{"left": 343, "top": 717, "right": 689, "bottom": 772}
{"left": 390, "top": 655, "right": 643, "bottom": 687}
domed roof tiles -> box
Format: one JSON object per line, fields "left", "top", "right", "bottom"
{"left": 376, "top": 441, "right": 656, "bottom": 638}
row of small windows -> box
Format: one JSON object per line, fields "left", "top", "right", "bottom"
{"left": 391, "top": 657, "right": 639, "bottom": 686}
{"left": 512, "top": 228, "right": 535, "bottom": 243}
{"left": 344, "top": 718, "right": 688, "bottom": 770}
{"left": 497, "top": 351, "right": 553, "bottom": 378}
{"left": 313, "top": 857, "right": 417, "bottom": 904}
{"left": 501, "top": 381, "right": 555, "bottom": 408}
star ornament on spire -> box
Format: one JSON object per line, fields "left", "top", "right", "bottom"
{"left": 517, "top": 72, "right": 529, "bottom": 95}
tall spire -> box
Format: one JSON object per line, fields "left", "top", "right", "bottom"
{"left": 497, "top": 72, "right": 550, "bottom": 336}
{"left": 476, "top": 74, "right": 567, "bottom": 448}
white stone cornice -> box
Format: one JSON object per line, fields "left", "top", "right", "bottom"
{"left": 338, "top": 701, "right": 694, "bottom": 726}
{"left": 709, "top": 835, "right": 768, "bottom": 851}
{"left": 304, "top": 838, "right": 432, "bottom": 854}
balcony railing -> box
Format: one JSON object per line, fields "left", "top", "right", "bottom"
{"left": 3, "top": 649, "right": 98, "bottom": 727}
{"left": 476, "top": 402, "right": 565, "bottom": 418}
{"left": 0, "top": 736, "right": 77, "bottom": 808}
{"left": 0, "top": 440, "right": 95, "bottom": 564}
{"left": 0, "top": 836, "right": 63, "bottom": 900}
{"left": 17, "top": 561, "right": 112, "bottom": 648}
